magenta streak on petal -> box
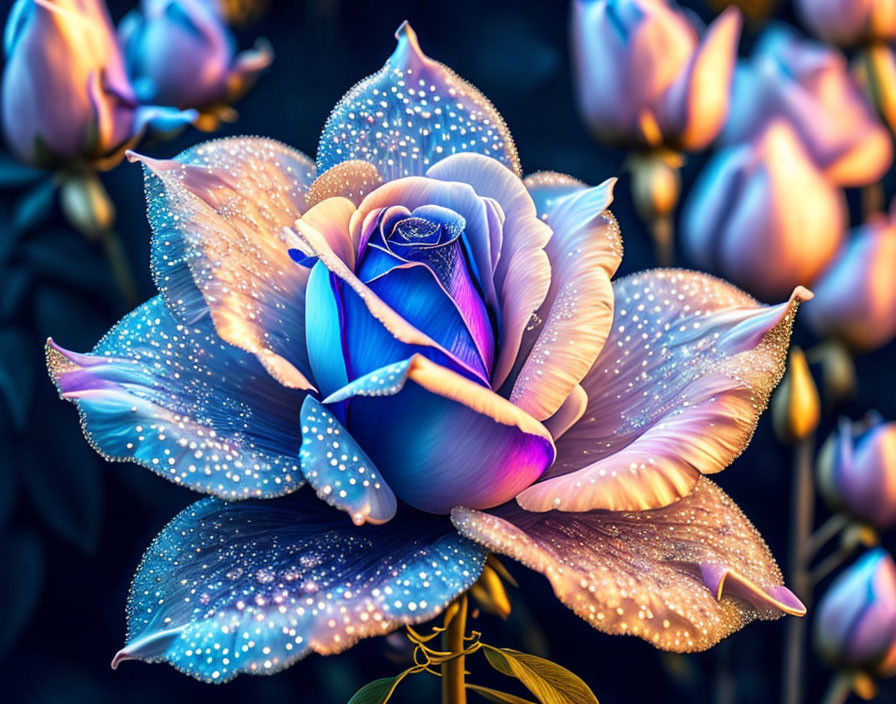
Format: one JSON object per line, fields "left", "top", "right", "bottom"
{"left": 697, "top": 563, "right": 806, "bottom": 616}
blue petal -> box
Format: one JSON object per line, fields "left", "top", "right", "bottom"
{"left": 114, "top": 494, "right": 486, "bottom": 682}
{"left": 47, "top": 297, "right": 306, "bottom": 499}
{"left": 304, "top": 261, "right": 348, "bottom": 400}
{"left": 299, "top": 396, "right": 397, "bottom": 526}
{"left": 324, "top": 356, "right": 555, "bottom": 514}
{"left": 317, "top": 22, "right": 520, "bottom": 181}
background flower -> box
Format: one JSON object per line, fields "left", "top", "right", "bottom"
{"left": 818, "top": 415, "right": 896, "bottom": 529}
{"left": 1, "top": 0, "right": 190, "bottom": 168}
{"left": 721, "top": 24, "right": 892, "bottom": 187}
{"left": 119, "top": 0, "right": 273, "bottom": 111}
{"left": 796, "top": 0, "right": 896, "bottom": 47}
{"left": 682, "top": 119, "right": 847, "bottom": 301}
{"left": 571, "top": 0, "right": 741, "bottom": 151}
{"left": 814, "top": 549, "right": 896, "bottom": 675}
{"left": 805, "top": 209, "right": 896, "bottom": 351}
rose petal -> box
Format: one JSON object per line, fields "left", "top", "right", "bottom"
{"left": 323, "top": 355, "right": 555, "bottom": 514}
{"left": 304, "top": 160, "right": 384, "bottom": 210}
{"left": 661, "top": 8, "right": 742, "bottom": 151}
{"left": 128, "top": 137, "right": 317, "bottom": 389}
{"left": 46, "top": 297, "right": 305, "bottom": 498}
{"left": 517, "top": 270, "right": 811, "bottom": 512}
{"left": 317, "top": 21, "right": 519, "bottom": 181}
{"left": 509, "top": 175, "right": 621, "bottom": 420}
{"left": 114, "top": 494, "right": 485, "bottom": 682}
{"left": 299, "top": 396, "right": 397, "bottom": 526}
{"left": 452, "top": 477, "right": 805, "bottom": 653}
{"left": 426, "top": 154, "right": 554, "bottom": 388}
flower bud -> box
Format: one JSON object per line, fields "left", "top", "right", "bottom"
{"left": 772, "top": 347, "right": 821, "bottom": 444}
{"left": 721, "top": 24, "right": 891, "bottom": 188}
{"left": 818, "top": 415, "right": 896, "bottom": 529}
{"left": 796, "top": 0, "right": 896, "bottom": 47}
{"left": 814, "top": 549, "right": 896, "bottom": 676}
{"left": 683, "top": 119, "right": 847, "bottom": 302}
{"left": 2, "top": 0, "right": 135, "bottom": 166}
{"left": 119, "top": 0, "right": 273, "bottom": 110}
{"left": 571, "top": 0, "right": 742, "bottom": 151}
{"left": 805, "top": 212, "right": 896, "bottom": 352}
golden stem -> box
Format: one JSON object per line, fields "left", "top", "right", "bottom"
{"left": 441, "top": 594, "right": 468, "bottom": 704}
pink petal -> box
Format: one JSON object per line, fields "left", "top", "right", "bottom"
{"left": 517, "top": 270, "right": 811, "bottom": 512}
{"left": 452, "top": 477, "right": 805, "bottom": 653}
{"left": 509, "top": 174, "right": 620, "bottom": 420}
{"left": 427, "top": 153, "right": 553, "bottom": 388}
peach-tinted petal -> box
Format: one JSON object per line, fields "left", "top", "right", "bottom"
{"left": 128, "top": 137, "right": 317, "bottom": 389}
{"left": 517, "top": 270, "right": 811, "bottom": 512}
{"left": 304, "top": 160, "right": 384, "bottom": 210}
{"left": 510, "top": 175, "right": 620, "bottom": 420}
{"left": 662, "top": 8, "right": 742, "bottom": 151}
{"left": 452, "top": 477, "right": 804, "bottom": 653}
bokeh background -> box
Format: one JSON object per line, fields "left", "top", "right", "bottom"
{"left": 1, "top": 0, "right": 895, "bottom": 702}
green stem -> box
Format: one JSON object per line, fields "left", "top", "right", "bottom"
{"left": 99, "top": 229, "right": 139, "bottom": 308}
{"left": 442, "top": 594, "right": 468, "bottom": 704}
{"left": 821, "top": 673, "right": 853, "bottom": 704}
{"left": 782, "top": 436, "right": 814, "bottom": 704}
{"left": 802, "top": 514, "right": 850, "bottom": 563}
{"left": 810, "top": 543, "right": 857, "bottom": 588}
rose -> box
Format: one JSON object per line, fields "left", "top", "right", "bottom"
{"left": 805, "top": 210, "right": 896, "bottom": 351}
{"left": 817, "top": 415, "right": 896, "bottom": 529}
{"left": 683, "top": 119, "right": 847, "bottom": 301}
{"left": 797, "top": 0, "right": 896, "bottom": 47}
{"left": 721, "top": 24, "right": 891, "bottom": 187}
{"left": 1, "top": 0, "right": 193, "bottom": 168}
{"left": 48, "top": 22, "right": 806, "bottom": 682}
{"left": 571, "top": 0, "right": 742, "bottom": 150}
{"left": 814, "top": 549, "right": 896, "bottom": 677}
{"left": 119, "top": 0, "right": 273, "bottom": 110}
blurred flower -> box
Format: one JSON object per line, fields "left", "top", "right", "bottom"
{"left": 797, "top": 0, "right": 896, "bottom": 47}
{"left": 571, "top": 0, "right": 742, "bottom": 151}
{"left": 1, "top": 0, "right": 193, "bottom": 168}
{"left": 683, "top": 119, "right": 847, "bottom": 301}
{"left": 721, "top": 25, "right": 891, "bottom": 187}
{"left": 814, "top": 549, "right": 896, "bottom": 677}
{"left": 818, "top": 415, "right": 896, "bottom": 529}
{"left": 119, "top": 0, "right": 272, "bottom": 113}
{"left": 805, "top": 209, "right": 896, "bottom": 351}
{"left": 854, "top": 44, "right": 896, "bottom": 137}
{"left": 47, "top": 22, "right": 806, "bottom": 683}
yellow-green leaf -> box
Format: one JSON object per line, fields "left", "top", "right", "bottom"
{"left": 467, "top": 683, "right": 537, "bottom": 703}
{"left": 347, "top": 676, "right": 400, "bottom": 704}
{"left": 483, "top": 647, "right": 599, "bottom": 704}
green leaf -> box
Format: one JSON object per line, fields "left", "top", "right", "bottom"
{"left": 482, "top": 647, "right": 599, "bottom": 704}
{"left": 347, "top": 671, "right": 414, "bottom": 704}
{"left": 0, "top": 154, "right": 43, "bottom": 187}
{"left": 13, "top": 177, "right": 57, "bottom": 233}
{"left": 467, "top": 683, "right": 537, "bottom": 703}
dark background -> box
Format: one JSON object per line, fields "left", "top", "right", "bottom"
{"left": 1, "top": 0, "right": 895, "bottom": 702}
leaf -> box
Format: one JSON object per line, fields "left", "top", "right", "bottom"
{"left": 0, "top": 154, "right": 44, "bottom": 187}
{"left": 467, "top": 684, "right": 538, "bottom": 704}
{"left": 347, "top": 676, "right": 402, "bottom": 704}
{"left": 13, "top": 177, "right": 57, "bottom": 233}
{"left": 0, "top": 327, "right": 35, "bottom": 432}
{"left": 483, "top": 647, "right": 599, "bottom": 704}
{"left": 0, "top": 531, "right": 45, "bottom": 655}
